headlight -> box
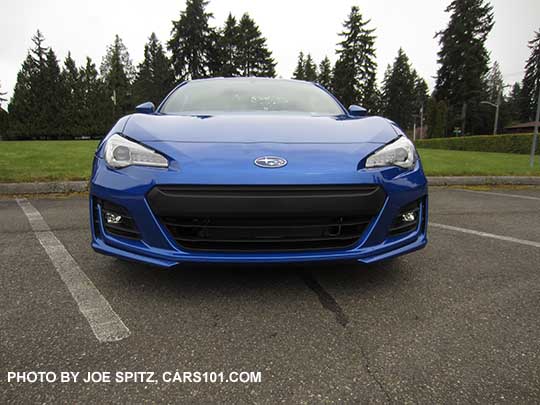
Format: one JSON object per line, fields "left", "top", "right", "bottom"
{"left": 104, "top": 134, "right": 168, "bottom": 169}
{"left": 365, "top": 136, "right": 417, "bottom": 169}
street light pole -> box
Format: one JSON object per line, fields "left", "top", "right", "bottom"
{"left": 530, "top": 86, "right": 540, "bottom": 168}
{"left": 493, "top": 90, "right": 501, "bottom": 135}
{"left": 420, "top": 105, "right": 424, "bottom": 139}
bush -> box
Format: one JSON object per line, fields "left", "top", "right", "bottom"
{"left": 415, "top": 133, "right": 539, "bottom": 155}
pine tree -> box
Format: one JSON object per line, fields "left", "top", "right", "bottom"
{"left": 434, "top": 0, "right": 494, "bottom": 135}
{"left": 332, "top": 6, "right": 378, "bottom": 111}
{"left": 80, "top": 57, "right": 111, "bottom": 136}
{"left": 317, "top": 56, "right": 333, "bottom": 90}
{"left": 507, "top": 82, "right": 524, "bottom": 123}
{"left": 413, "top": 72, "right": 429, "bottom": 133}
{"left": 426, "top": 97, "right": 448, "bottom": 138}
{"left": 486, "top": 61, "right": 504, "bottom": 104}
{"left": 380, "top": 48, "right": 417, "bottom": 129}
{"left": 216, "top": 13, "right": 240, "bottom": 77}
{"left": 520, "top": 29, "right": 540, "bottom": 121}
{"left": 292, "top": 51, "right": 305, "bottom": 80}
{"left": 168, "top": 0, "right": 214, "bottom": 80}
{"left": 101, "top": 35, "right": 135, "bottom": 120}
{"left": 42, "top": 49, "right": 65, "bottom": 138}
{"left": 303, "top": 54, "right": 318, "bottom": 82}
{"left": 9, "top": 31, "right": 65, "bottom": 139}
{"left": 236, "top": 13, "right": 276, "bottom": 77}
{"left": 61, "top": 52, "right": 83, "bottom": 137}
{"left": 133, "top": 33, "right": 176, "bottom": 106}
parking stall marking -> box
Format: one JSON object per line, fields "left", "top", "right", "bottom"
{"left": 430, "top": 222, "right": 540, "bottom": 249}
{"left": 453, "top": 189, "right": 540, "bottom": 201}
{"left": 16, "top": 198, "right": 131, "bottom": 342}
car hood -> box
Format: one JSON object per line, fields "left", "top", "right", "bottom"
{"left": 124, "top": 113, "right": 398, "bottom": 144}
{"left": 120, "top": 114, "right": 401, "bottom": 180}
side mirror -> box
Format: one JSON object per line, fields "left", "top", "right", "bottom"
{"left": 135, "top": 102, "right": 155, "bottom": 114}
{"left": 348, "top": 105, "right": 368, "bottom": 117}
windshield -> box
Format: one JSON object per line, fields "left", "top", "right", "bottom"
{"left": 160, "top": 79, "right": 344, "bottom": 116}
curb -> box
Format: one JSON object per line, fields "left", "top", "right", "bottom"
{"left": 0, "top": 181, "right": 88, "bottom": 195}
{"left": 427, "top": 176, "right": 540, "bottom": 186}
{"left": 1, "top": 177, "right": 539, "bottom": 195}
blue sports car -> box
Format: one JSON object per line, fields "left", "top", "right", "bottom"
{"left": 90, "top": 78, "right": 427, "bottom": 267}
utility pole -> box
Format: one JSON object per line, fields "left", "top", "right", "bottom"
{"left": 530, "top": 86, "right": 540, "bottom": 168}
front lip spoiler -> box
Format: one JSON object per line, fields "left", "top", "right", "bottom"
{"left": 91, "top": 232, "right": 427, "bottom": 268}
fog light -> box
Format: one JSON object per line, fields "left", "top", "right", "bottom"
{"left": 401, "top": 211, "right": 416, "bottom": 223}
{"left": 105, "top": 211, "right": 123, "bottom": 224}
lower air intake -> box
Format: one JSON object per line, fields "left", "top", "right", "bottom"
{"left": 147, "top": 185, "right": 386, "bottom": 252}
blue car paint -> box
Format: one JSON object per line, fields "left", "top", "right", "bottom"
{"left": 90, "top": 80, "right": 428, "bottom": 268}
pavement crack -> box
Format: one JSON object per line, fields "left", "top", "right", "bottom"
{"left": 300, "top": 272, "right": 349, "bottom": 327}
{"left": 360, "top": 346, "right": 392, "bottom": 404}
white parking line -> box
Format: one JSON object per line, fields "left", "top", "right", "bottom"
{"left": 430, "top": 222, "right": 540, "bottom": 248}
{"left": 16, "top": 198, "right": 130, "bottom": 342}
{"left": 454, "top": 189, "right": 540, "bottom": 201}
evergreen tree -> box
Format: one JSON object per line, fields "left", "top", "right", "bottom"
{"left": 303, "top": 54, "right": 318, "bottom": 82}
{"left": 80, "top": 57, "right": 111, "bottom": 136}
{"left": 216, "top": 13, "right": 240, "bottom": 77}
{"left": 235, "top": 13, "right": 276, "bottom": 77}
{"left": 486, "top": 61, "right": 504, "bottom": 104}
{"left": 133, "top": 33, "right": 176, "bottom": 106}
{"left": 292, "top": 51, "right": 305, "bottom": 80}
{"left": 380, "top": 48, "right": 417, "bottom": 129}
{"left": 434, "top": 0, "right": 494, "bottom": 135}
{"left": 317, "top": 56, "right": 333, "bottom": 90}
{"left": 9, "top": 31, "right": 65, "bottom": 139}
{"left": 168, "top": 0, "right": 214, "bottom": 80}
{"left": 61, "top": 52, "right": 83, "bottom": 137}
{"left": 42, "top": 49, "right": 65, "bottom": 138}
{"left": 332, "top": 6, "right": 378, "bottom": 111}
{"left": 413, "top": 74, "right": 429, "bottom": 112}
{"left": 100, "top": 35, "right": 135, "bottom": 120}
{"left": 426, "top": 97, "right": 448, "bottom": 138}
{"left": 507, "top": 82, "right": 524, "bottom": 123}
{"left": 520, "top": 29, "right": 540, "bottom": 121}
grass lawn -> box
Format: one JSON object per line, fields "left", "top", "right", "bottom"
{"left": 0, "top": 140, "right": 539, "bottom": 182}
{"left": 0, "top": 140, "right": 99, "bottom": 183}
{"left": 417, "top": 148, "right": 540, "bottom": 177}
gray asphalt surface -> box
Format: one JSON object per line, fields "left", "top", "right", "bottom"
{"left": 1, "top": 187, "right": 539, "bottom": 404}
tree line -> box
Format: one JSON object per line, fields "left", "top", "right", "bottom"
{"left": 0, "top": 0, "right": 539, "bottom": 139}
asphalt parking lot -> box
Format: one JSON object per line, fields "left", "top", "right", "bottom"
{"left": 1, "top": 186, "right": 539, "bottom": 403}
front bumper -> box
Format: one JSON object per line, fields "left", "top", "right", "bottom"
{"left": 90, "top": 158, "right": 428, "bottom": 268}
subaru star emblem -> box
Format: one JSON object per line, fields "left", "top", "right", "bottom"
{"left": 254, "top": 156, "right": 288, "bottom": 168}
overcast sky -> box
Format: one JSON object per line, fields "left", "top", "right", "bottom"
{"left": 1, "top": 0, "right": 539, "bottom": 105}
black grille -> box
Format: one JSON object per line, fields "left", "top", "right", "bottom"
{"left": 161, "top": 215, "right": 372, "bottom": 251}
{"left": 147, "top": 185, "right": 386, "bottom": 252}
